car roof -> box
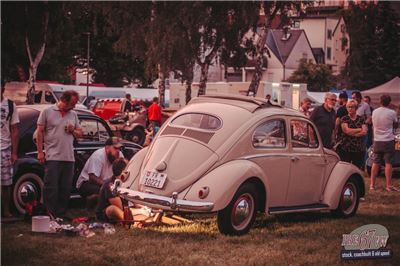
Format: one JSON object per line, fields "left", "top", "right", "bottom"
{"left": 191, "top": 94, "right": 303, "bottom": 116}
{"left": 17, "top": 104, "right": 94, "bottom": 116}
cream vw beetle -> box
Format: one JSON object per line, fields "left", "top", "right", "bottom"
{"left": 114, "top": 94, "right": 365, "bottom": 235}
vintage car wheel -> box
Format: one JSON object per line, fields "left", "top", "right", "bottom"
{"left": 12, "top": 173, "right": 44, "bottom": 214}
{"left": 125, "top": 128, "right": 145, "bottom": 146}
{"left": 217, "top": 183, "right": 258, "bottom": 236}
{"left": 332, "top": 177, "right": 359, "bottom": 218}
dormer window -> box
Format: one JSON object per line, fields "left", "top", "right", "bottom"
{"left": 281, "top": 33, "right": 292, "bottom": 41}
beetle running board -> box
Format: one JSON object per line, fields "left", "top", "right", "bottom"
{"left": 268, "top": 203, "right": 330, "bottom": 214}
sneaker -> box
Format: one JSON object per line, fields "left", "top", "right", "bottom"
{"left": 385, "top": 186, "right": 400, "bottom": 192}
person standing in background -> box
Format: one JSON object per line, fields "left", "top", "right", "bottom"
{"left": 36, "top": 90, "right": 82, "bottom": 217}
{"left": 310, "top": 93, "right": 337, "bottom": 149}
{"left": 369, "top": 95, "right": 398, "bottom": 192}
{"left": 1, "top": 80, "right": 19, "bottom": 217}
{"left": 147, "top": 96, "right": 162, "bottom": 128}
{"left": 299, "top": 97, "right": 312, "bottom": 117}
{"left": 363, "top": 95, "right": 374, "bottom": 148}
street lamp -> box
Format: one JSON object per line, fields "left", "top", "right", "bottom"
{"left": 83, "top": 32, "right": 91, "bottom": 105}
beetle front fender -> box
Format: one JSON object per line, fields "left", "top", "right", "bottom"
{"left": 183, "top": 160, "right": 269, "bottom": 212}
{"left": 122, "top": 147, "right": 148, "bottom": 189}
{"left": 323, "top": 161, "right": 364, "bottom": 209}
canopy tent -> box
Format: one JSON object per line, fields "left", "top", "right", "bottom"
{"left": 362, "top": 77, "right": 400, "bottom": 109}
{"left": 306, "top": 91, "right": 339, "bottom": 104}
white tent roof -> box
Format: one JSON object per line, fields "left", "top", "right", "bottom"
{"left": 362, "top": 77, "right": 400, "bottom": 108}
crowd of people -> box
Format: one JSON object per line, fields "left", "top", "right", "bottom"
{"left": 300, "top": 91, "right": 399, "bottom": 192}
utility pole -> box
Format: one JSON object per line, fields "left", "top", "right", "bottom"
{"left": 84, "top": 32, "right": 91, "bottom": 104}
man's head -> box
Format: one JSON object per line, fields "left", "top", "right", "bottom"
{"left": 363, "top": 95, "right": 371, "bottom": 105}
{"left": 105, "top": 137, "right": 123, "bottom": 163}
{"left": 126, "top": 93, "right": 131, "bottom": 100}
{"left": 324, "top": 92, "right": 337, "bottom": 111}
{"left": 351, "top": 91, "right": 362, "bottom": 104}
{"left": 59, "top": 90, "right": 79, "bottom": 112}
{"left": 112, "top": 158, "right": 128, "bottom": 179}
{"left": 266, "top": 94, "right": 271, "bottom": 100}
{"left": 153, "top": 97, "right": 159, "bottom": 103}
{"left": 301, "top": 97, "right": 312, "bottom": 110}
{"left": 380, "top": 95, "right": 391, "bottom": 107}
{"left": 338, "top": 92, "right": 348, "bottom": 105}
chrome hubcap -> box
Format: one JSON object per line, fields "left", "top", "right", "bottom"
{"left": 18, "top": 182, "right": 40, "bottom": 206}
{"left": 232, "top": 193, "right": 254, "bottom": 231}
{"left": 341, "top": 183, "right": 356, "bottom": 215}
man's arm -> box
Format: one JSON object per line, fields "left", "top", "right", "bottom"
{"left": 88, "top": 173, "right": 104, "bottom": 186}
{"left": 36, "top": 124, "right": 45, "bottom": 164}
{"left": 10, "top": 123, "right": 19, "bottom": 164}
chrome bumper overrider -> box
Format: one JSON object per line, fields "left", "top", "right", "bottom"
{"left": 113, "top": 183, "right": 214, "bottom": 212}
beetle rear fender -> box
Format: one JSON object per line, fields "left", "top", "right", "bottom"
{"left": 323, "top": 162, "right": 365, "bottom": 209}
{"left": 183, "top": 160, "right": 269, "bottom": 212}
{"left": 122, "top": 147, "right": 148, "bottom": 189}
{"left": 13, "top": 157, "right": 44, "bottom": 182}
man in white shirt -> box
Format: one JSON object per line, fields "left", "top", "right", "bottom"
{"left": 1, "top": 80, "right": 19, "bottom": 217}
{"left": 369, "top": 95, "right": 398, "bottom": 192}
{"left": 76, "top": 137, "right": 124, "bottom": 202}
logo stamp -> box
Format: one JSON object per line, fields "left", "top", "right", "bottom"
{"left": 341, "top": 224, "right": 392, "bottom": 260}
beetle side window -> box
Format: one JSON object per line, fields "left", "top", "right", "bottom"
{"left": 78, "top": 119, "right": 110, "bottom": 142}
{"left": 171, "top": 113, "right": 222, "bottom": 131}
{"left": 253, "top": 119, "right": 286, "bottom": 148}
{"left": 290, "top": 120, "right": 319, "bottom": 148}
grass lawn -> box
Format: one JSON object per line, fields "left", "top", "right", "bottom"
{"left": 1, "top": 176, "right": 399, "bottom": 266}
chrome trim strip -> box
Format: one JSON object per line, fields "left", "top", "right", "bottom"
{"left": 269, "top": 207, "right": 329, "bottom": 214}
{"left": 240, "top": 153, "right": 325, "bottom": 160}
{"left": 115, "top": 187, "right": 214, "bottom": 212}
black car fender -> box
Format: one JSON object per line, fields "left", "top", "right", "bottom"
{"left": 13, "top": 157, "right": 45, "bottom": 182}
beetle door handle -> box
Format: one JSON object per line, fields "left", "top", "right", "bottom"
{"left": 291, "top": 156, "right": 299, "bottom": 162}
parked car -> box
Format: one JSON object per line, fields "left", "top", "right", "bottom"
{"left": 114, "top": 94, "right": 365, "bottom": 235}
{"left": 13, "top": 105, "right": 142, "bottom": 214}
{"left": 93, "top": 98, "right": 172, "bottom": 146}
{"left": 365, "top": 130, "right": 400, "bottom": 176}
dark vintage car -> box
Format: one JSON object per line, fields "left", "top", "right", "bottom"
{"left": 13, "top": 105, "right": 142, "bottom": 214}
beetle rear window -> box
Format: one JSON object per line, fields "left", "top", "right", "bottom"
{"left": 171, "top": 113, "right": 222, "bottom": 131}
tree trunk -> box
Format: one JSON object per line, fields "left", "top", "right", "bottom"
{"left": 197, "top": 62, "right": 209, "bottom": 96}
{"left": 25, "top": 3, "right": 49, "bottom": 104}
{"left": 158, "top": 71, "right": 165, "bottom": 108}
{"left": 247, "top": 3, "right": 279, "bottom": 97}
{"left": 185, "top": 79, "right": 192, "bottom": 104}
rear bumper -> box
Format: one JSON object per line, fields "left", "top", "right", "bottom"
{"left": 114, "top": 185, "right": 214, "bottom": 212}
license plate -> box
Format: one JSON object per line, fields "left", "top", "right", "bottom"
{"left": 141, "top": 170, "right": 167, "bottom": 189}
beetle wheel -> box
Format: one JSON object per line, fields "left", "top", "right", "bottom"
{"left": 217, "top": 183, "right": 257, "bottom": 236}
{"left": 332, "top": 177, "right": 360, "bottom": 218}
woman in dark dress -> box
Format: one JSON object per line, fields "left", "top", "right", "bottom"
{"left": 337, "top": 100, "right": 368, "bottom": 169}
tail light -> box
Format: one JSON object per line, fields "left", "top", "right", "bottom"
{"left": 198, "top": 187, "right": 210, "bottom": 199}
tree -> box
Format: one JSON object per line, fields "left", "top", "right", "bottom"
{"left": 288, "top": 59, "right": 334, "bottom": 92}
{"left": 343, "top": 2, "right": 400, "bottom": 89}
{"left": 247, "top": 1, "right": 305, "bottom": 96}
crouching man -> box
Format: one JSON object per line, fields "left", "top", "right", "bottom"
{"left": 96, "top": 158, "right": 127, "bottom": 222}
{"left": 76, "top": 137, "right": 124, "bottom": 205}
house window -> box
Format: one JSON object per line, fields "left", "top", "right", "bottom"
{"left": 327, "top": 29, "right": 332, "bottom": 40}
{"left": 327, "top": 47, "right": 331, "bottom": 60}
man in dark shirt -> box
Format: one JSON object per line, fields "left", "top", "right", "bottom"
{"left": 96, "top": 158, "right": 127, "bottom": 222}
{"left": 310, "top": 92, "right": 337, "bottom": 149}
{"left": 334, "top": 92, "right": 348, "bottom": 144}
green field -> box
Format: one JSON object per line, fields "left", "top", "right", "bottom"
{"left": 2, "top": 177, "right": 399, "bottom": 266}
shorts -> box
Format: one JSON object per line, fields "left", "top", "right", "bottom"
{"left": 372, "top": 140, "right": 395, "bottom": 164}
{"left": 78, "top": 181, "right": 101, "bottom": 197}
{"left": 1, "top": 147, "right": 13, "bottom": 186}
